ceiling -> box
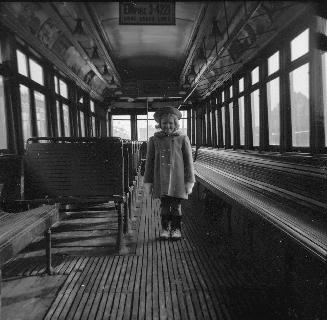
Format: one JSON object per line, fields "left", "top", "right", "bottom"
{"left": 1, "top": 1, "right": 311, "bottom": 110}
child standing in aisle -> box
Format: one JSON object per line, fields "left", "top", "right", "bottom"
{"left": 143, "top": 106, "right": 195, "bottom": 240}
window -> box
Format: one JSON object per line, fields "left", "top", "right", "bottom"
{"left": 229, "top": 85, "right": 233, "bottom": 99}
{"left": 92, "top": 116, "right": 96, "bottom": 137}
{"left": 54, "top": 76, "right": 70, "bottom": 137}
{"left": 63, "top": 104, "right": 70, "bottom": 137}
{"left": 267, "top": 78, "right": 280, "bottom": 145}
{"left": 113, "top": 115, "right": 131, "bottom": 139}
{"left": 290, "top": 63, "right": 309, "bottom": 147}
{"left": 34, "top": 91, "right": 47, "bottom": 137}
{"left": 17, "top": 50, "right": 28, "bottom": 76}
{"left": 29, "top": 59, "right": 44, "bottom": 85}
{"left": 252, "top": 67, "right": 259, "bottom": 85}
{"left": 238, "top": 97, "right": 245, "bottom": 145}
{"left": 239, "top": 78, "right": 244, "bottom": 93}
{"left": 16, "top": 48, "right": 48, "bottom": 143}
{"left": 229, "top": 102, "right": 233, "bottom": 146}
{"left": 221, "top": 105, "right": 225, "bottom": 146}
{"left": 137, "top": 112, "right": 156, "bottom": 141}
{"left": 80, "top": 111, "right": 85, "bottom": 137}
{"left": 19, "top": 84, "right": 31, "bottom": 144}
{"left": 180, "top": 110, "right": 187, "bottom": 136}
{"left": 291, "top": 29, "right": 309, "bottom": 61}
{"left": 59, "top": 79, "right": 68, "bottom": 99}
{"left": 0, "top": 76, "right": 7, "bottom": 150}
{"left": 268, "top": 51, "right": 279, "bottom": 75}
{"left": 56, "top": 101, "right": 62, "bottom": 137}
{"left": 251, "top": 90, "right": 260, "bottom": 147}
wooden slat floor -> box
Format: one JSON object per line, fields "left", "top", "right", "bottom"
{"left": 3, "top": 186, "right": 279, "bottom": 320}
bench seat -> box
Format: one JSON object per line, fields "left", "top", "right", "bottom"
{"left": 0, "top": 205, "right": 59, "bottom": 267}
{"left": 194, "top": 148, "right": 327, "bottom": 262}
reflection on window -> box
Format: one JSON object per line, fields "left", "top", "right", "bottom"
{"left": 291, "top": 29, "right": 309, "bottom": 61}
{"left": 80, "top": 111, "right": 85, "bottom": 137}
{"left": 63, "top": 104, "right": 70, "bottom": 137}
{"left": 56, "top": 101, "right": 62, "bottom": 137}
{"left": 221, "top": 106, "right": 225, "bottom": 145}
{"left": 17, "top": 50, "right": 28, "bottom": 76}
{"left": 322, "top": 52, "right": 327, "bottom": 146}
{"left": 268, "top": 51, "right": 279, "bottom": 75}
{"left": 238, "top": 97, "right": 245, "bottom": 145}
{"left": 229, "top": 102, "right": 233, "bottom": 146}
{"left": 20, "top": 84, "right": 31, "bottom": 144}
{"left": 239, "top": 78, "right": 244, "bottom": 92}
{"left": 34, "top": 91, "right": 47, "bottom": 137}
{"left": 59, "top": 79, "right": 68, "bottom": 99}
{"left": 267, "top": 78, "right": 280, "bottom": 145}
{"left": 251, "top": 90, "right": 260, "bottom": 146}
{"left": 252, "top": 67, "right": 259, "bottom": 84}
{"left": 113, "top": 115, "right": 131, "bottom": 139}
{"left": 290, "top": 63, "right": 309, "bottom": 147}
{"left": 29, "top": 59, "right": 44, "bottom": 85}
{"left": 0, "top": 76, "right": 7, "bottom": 149}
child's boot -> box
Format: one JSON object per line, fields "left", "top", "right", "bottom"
{"left": 171, "top": 216, "right": 182, "bottom": 240}
{"left": 160, "top": 215, "right": 170, "bottom": 239}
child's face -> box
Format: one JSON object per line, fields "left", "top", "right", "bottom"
{"left": 160, "top": 115, "right": 176, "bottom": 134}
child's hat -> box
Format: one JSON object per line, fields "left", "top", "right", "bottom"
{"left": 153, "top": 106, "right": 182, "bottom": 123}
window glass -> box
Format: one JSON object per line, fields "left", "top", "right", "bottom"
{"left": 239, "top": 78, "right": 244, "bottom": 92}
{"left": 113, "top": 115, "right": 131, "bottom": 139}
{"left": 252, "top": 67, "right": 259, "bottom": 84}
{"left": 29, "top": 59, "right": 44, "bottom": 85}
{"left": 92, "top": 116, "right": 96, "bottom": 136}
{"left": 267, "top": 78, "right": 280, "bottom": 145}
{"left": 79, "top": 96, "right": 84, "bottom": 103}
{"left": 63, "top": 104, "right": 70, "bottom": 137}
{"left": 291, "top": 29, "right": 309, "bottom": 61}
{"left": 251, "top": 90, "right": 260, "bottom": 146}
{"left": 229, "top": 102, "right": 233, "bottom": 146}
{"left": 0, "top": 76, "right": 7, "bottom": 149}
{"left": 17, "top": 50, "right": 28, "bottom": 76}
{"left": 34, "top": 91, "right": 47, "bottom": 136}
{"left": 229, "top": 86, "right": 233, "bottom": 99}
{"left": 180, "top": 110, "right": 187, "bottom": 135}
{"left": 54, "top": 76, "right": 59, "bottom": 94}
{"left": 59, "top": 79, "right": 68, "bottom": 99}
{"left": 137, "top": 112, "right": 156, "bottom": 140}
{"left": 238, "top": 97, "right": 245, "bottom": 145}
{"left": 268, "top": 51, "right": 279, "bottom": 75}
{"left": 290, "top": 63, "right": 309, "bottom": 147}
{"left": 221, "top": 106, "right": 225, "bottom": 145}
{"left": 222, "top": 91, "right": 225, "bottom": 102}
{"left": 80, "top": 111, "right": 85, "bottom": 137}
{"left": 90, "top": 100, "right": 95, "bottom": 113}
{"left": 56, "top": 101, "right": 62, "bottom": 137}
{"left": 322, "top": 52, "right": 327, "bottom": 146}
{"left": 20, "top": 84, "right": 31, "bottom": 144}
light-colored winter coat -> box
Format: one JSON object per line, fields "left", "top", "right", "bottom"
{"left": 143, "top": 130, "right": 195, "bottom": 199}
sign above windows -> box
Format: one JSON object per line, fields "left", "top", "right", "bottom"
{"left": 119, "top": 2, "right": 175, "bottom": 25}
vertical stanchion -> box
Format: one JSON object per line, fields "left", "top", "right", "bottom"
{"left": 117, "top": 201, "right": 123, "bottom": 252}
{"left": 45, "top": 228, "right": 53, "bottom": 275}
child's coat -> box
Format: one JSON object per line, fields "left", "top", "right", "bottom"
{"left": 144, "top": 131, "right": 195, "bottom": 199}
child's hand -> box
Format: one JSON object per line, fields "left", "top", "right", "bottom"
{"left": 144, "top": 183, "right": 153, "bottom": 195}
{"left": 185, "top": 182, "right": 194, "bottom": 194}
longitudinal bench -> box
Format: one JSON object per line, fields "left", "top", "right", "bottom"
{"left": 194, "top": 147, "right": 327, "bottom": 262}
